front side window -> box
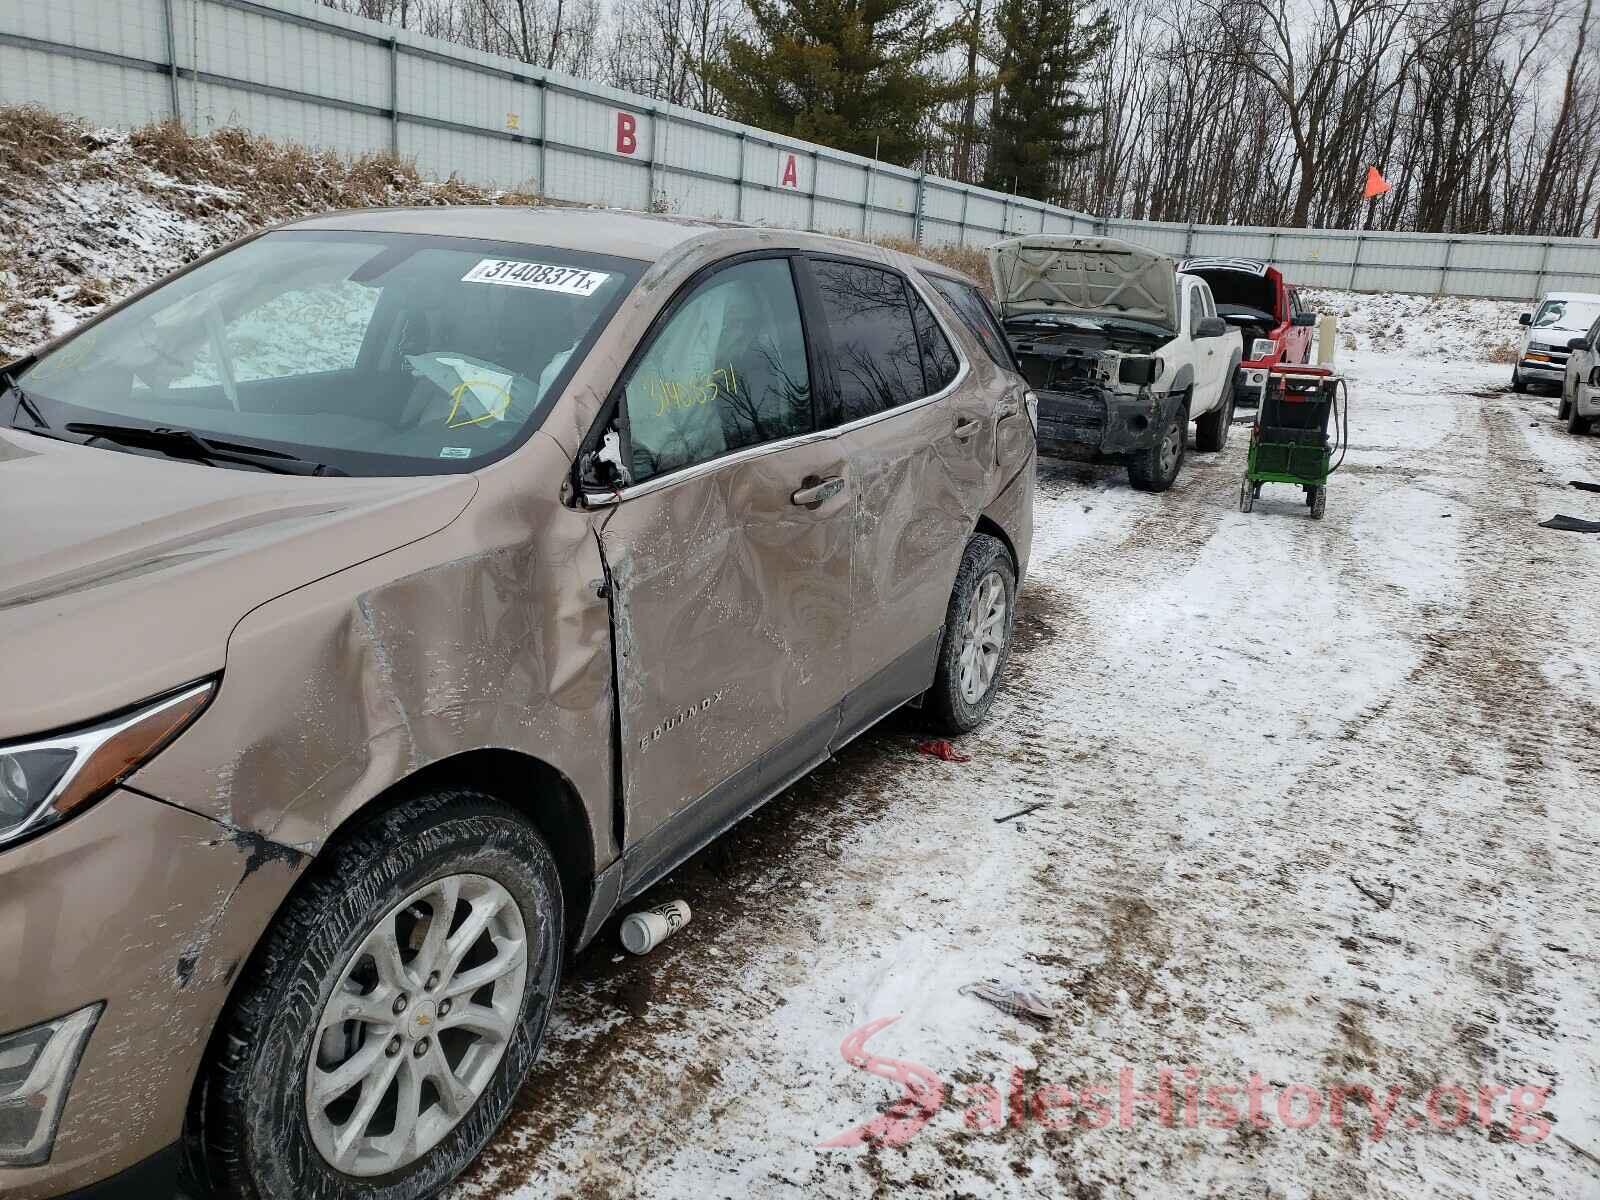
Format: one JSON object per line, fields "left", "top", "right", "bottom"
{"left": 1189, "top": 285, "right": 1208, "bottom": 336}
{"left": 15, "top": 231, "right": 641, "bottom": 476}
{"left": 929, "top": 276, "right": 1015, "bottom": 371}
{"left": 622, "top": 257, "right": 812, "bottom": 482}
{"left": 811, "top": 260, "right": 925, "bottom": 423}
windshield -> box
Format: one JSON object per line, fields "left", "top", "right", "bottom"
{"left": 1532, "top": 298, "right": 1600, "bottom": 332}
{"left": 13, "top": 230, "right": 642, "bottom": 475}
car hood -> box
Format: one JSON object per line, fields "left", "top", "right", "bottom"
{"left": 988, "top": 236, "right": 1179, "bottom": 329}
{"left": 0, "top": 430, "right": 476, "bottom": 738}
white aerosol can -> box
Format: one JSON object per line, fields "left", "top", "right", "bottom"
{"left": 620, "top": 899, "right": 692, "bottom": 955}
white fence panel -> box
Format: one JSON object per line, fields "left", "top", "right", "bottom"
{"left": 3, "top": 0, "right": 1597, "bottom": 298}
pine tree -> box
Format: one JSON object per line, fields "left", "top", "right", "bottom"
{"left": 709, "top": 0, "right": 964, "bottom": 166}
{"left": 983, "top": 0, "right": 1111, "bottom": 201}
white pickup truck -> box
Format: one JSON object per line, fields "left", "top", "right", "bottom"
{"left": 988, "top": 236, "right": 1244, "bottom": 491}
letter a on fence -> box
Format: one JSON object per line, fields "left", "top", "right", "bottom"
{"left": 777, "top": 152, "right": 800, "bottom": 190}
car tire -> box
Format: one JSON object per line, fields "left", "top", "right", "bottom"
{"left": 1569, "top": 399, "right": 1592, "bottom": 435}
{"left": 1194, "top": 379, "right": 1236, "bottom": 452}
{"left": 1128, "top": 394, "right": 1188, "bottom": 491}
{"left": 187, "top": 790, "right": 563, "bottom": 1200}
{"left": 1559, "top": 391, "right": 1572, "bottom": 421}
{"left": 925, "top": 534, "right": 1017, "bottom": 735}
{"left": 1512, "top": 369, "right": 1527, "bottom": 394}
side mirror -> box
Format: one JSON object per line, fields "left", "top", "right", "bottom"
{"left": 1519, "top": 312, "right": 1532, "bottom": 326}
{"left": 1568, "top": 336, "right": 1589, "bottom": 352}
{"left": 1197, "top": 316, "right": 1228, "bottom": 338}
{"left": 1291, "top": 311, "right": 1316, "bottom": 327}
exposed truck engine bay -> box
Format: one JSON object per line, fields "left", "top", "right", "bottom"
{"left": 1006, "top": 320, "right": 1165, "bottom": 396}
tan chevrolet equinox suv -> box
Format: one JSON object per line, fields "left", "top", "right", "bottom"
{"left": 0, "top": 208, "right": 1035, "bottom": 1200}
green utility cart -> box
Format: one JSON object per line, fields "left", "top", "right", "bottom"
{"left": 1238, "top": 365, "right": 1348, "bottom": 519}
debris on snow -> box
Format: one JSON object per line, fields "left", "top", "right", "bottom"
{"left": 994, "top": 802, "right": 1047, "bottom": 823}
{"left": 915, "top": 739, "right": 972, "bottom": 763}
{"left": 1539, "top": 514, "right": 1600, "bottom": 533}
{"left": 959, "top": 979, "right": 1055, "bottom": 1025}
{"left": 620, "top": 899, "right": 692, "bottom": 955}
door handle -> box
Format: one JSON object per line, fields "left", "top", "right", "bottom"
{"left": 791, "top": 475, "right": 844, "bottom": 507}
{"left": 953, "top": 419, "right": 982, "bottom": 440}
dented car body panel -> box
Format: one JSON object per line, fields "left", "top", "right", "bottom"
{"left": 0, "top": 790, "right": 304, "bottom": 1200}
{"left": 0, "top": 208, "right": 1033, "bottom": 1198}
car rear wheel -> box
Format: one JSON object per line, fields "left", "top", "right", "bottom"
{"left": 1512, "top": 369, "right": 1528, "bottom": 394}
{"left": 925, "top": 534, "right": 1017, "bottom": 734}
{"left": 187, "top": 790, "right": 563, "bottom": 1200}
{"left": 1129, "top": 395, "right": 1188, "bottom": 491}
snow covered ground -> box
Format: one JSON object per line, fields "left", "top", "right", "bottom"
{"left": 442, "top": 320, "right": 1600, "bottom": 1200}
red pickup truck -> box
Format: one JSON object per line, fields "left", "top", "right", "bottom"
{"left": 1179, "top": 257, "right": 1315, "bottom": 405}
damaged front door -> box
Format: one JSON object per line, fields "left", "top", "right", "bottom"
{"left": 594, "top": 255, "right": 851, "bottom": 892}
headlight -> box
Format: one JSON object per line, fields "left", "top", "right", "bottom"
{"left": 1251, "top": 338, "right": 1275, "bottom": 360}
{"left": 0, "top": 681, "right": 213, "bottom": 847}
{"left": 1152, "top": 356, "right": 1165, "bottom": 381}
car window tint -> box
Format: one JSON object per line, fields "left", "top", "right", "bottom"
{"left": 811, "top": 260, "right": 924, "bottom": 421}
{"left": 910, "top": 289, "right": 960, "bottom": 393}
{"left": 930, "top": 276, "right": 1014, "bottom": 370}
{"left": 623, "top": 257, "right": 812, "bottom": 482}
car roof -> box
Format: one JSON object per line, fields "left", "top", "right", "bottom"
{"left": 1541, "top": 291, "right": 1600, "bottom": 303}
{"left": 281, "top": 206, "right": 979, "bottom": 284}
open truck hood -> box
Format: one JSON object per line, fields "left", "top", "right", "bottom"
{"left": 988, "top": 236, "right": 1179, "bottom": 330}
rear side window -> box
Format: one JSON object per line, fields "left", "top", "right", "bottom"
{"left": 929, "top": 276, "right": 1014, "bottom": 370}
{"left": 909, "top": 290, "right": 960, "bottom": 393}
{"left": 622, "top": 257, "right": 812, "bottom": 482}
{"left": 811, "top": 260, "right": 924, "bottom": 422}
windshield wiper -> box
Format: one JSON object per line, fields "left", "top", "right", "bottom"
{"left": 64, "top": 422, "right": 347, "bottom": 476}
{"left": 1, "top": 367, "right": 51, "bottom": 431}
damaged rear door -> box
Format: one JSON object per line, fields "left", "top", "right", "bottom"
{"left": 592, "top": 254, "right": 851, "bottom": 889}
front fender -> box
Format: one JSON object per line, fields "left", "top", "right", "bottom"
{"left": 129, "top": 436, "right": 618, "bottom": 872}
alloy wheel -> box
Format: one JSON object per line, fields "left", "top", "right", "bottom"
{"left": 957, "top": 570, "right": 1008, "bottom": 704}
{"left": 304, "top": 873, "right": 528, "bottom": 1177}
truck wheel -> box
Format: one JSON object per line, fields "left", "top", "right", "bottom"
{"left": 188, "top": 790, "right": 563, "bottom": 1200}
{"left": 925, "top": 534, "right": 1016, "bottom": 735}
{"left": 1512, "top": 369, "right": 1527, "bottom": 394}
{"left": 1194, "top": 384, "right": 1235, "bottom": 452}
{"left": 1129, "top": 396, "right": 1188, "bottom": 492}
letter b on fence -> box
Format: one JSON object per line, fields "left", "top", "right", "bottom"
{"left": 616, "top": 111, "right": 638, "bottom": 156}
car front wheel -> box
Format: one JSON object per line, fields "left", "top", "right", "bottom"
{"left": 187, "top": 790, "right": 563, "bottom": 1200}
{"left": 1570, "top": 397, "right": 1592, "bottom": 435}
{"left": 925, "top": 534, "right": 1017, "bottom": 734}
{"left": 1129, "top": 395, "right": 1188, "bottom": 491}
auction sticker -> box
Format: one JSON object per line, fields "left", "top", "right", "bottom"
{"left": 461, "top": 258, "right": 610, "bottom": 296}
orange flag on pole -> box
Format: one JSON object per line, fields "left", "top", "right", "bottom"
{"left": 1363, "top": 166, "right": 1391, "bottom": 200}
